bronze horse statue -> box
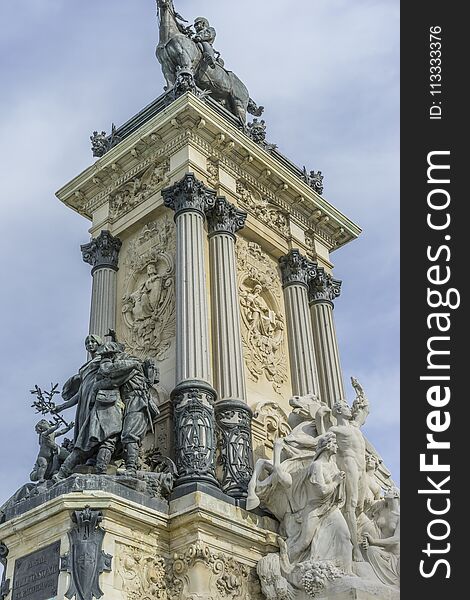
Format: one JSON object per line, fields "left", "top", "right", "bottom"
{"left": 155, "top": 0, "right": 263, "bottom": 125}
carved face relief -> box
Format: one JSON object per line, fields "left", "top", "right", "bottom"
{"left": 122, "top": 216, "right": 176, "bottom": 360}
{"left": 236, "top": 238, "right": 288, "bottom": 394}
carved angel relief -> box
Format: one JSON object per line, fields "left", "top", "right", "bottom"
{"left": 122, "top": 216, "right": 176, "bottom": 360}
{"left": 110, "top": 159, "right": 170, "bottom": 220}
{"left": 236, "top": 180, "right": 289, "bottom": 238}
{"left": 236, "top": 238, "right": 288, "bottom": 394}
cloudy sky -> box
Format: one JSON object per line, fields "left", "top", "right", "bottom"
{"left": 0, "top": 0, "right": 399, "bottom": 504}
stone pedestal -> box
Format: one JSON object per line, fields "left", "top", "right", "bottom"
{"left": 309, "top": 270, "right": 345, "bottom": 407}
{"left": 81, "top": 230, "right": 122, "bottom": 339}
{"left": 0, "top": 486, "right": 276, "bottom": 600}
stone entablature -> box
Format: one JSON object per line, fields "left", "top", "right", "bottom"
{"left": 56, "top": 94, "right": 361, "bottom": 254}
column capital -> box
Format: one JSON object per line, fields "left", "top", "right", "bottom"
{"left": 206, "top": 197, "right": 247, "bottom": 237}
{"left": 81, "top": 230, "right": 122, "bottom": 273}
{"left": 162, "top": 173, "right": 216, "bottom": 219}
{"left": 279, "top": 249, "right": 316, "bottom": 288}
{"left": 309, "top": 269, "right": 342, "bottom": 305}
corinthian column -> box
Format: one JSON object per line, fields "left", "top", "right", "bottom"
{"left": 308, "top": 270, "right": 345, "bottom": 408}
{"left": 81, "top": 230, "right": 122, "bottom": 339}
{"left": 206, "top": 197, "right": 253, "bottom": 498}
{"left": 162, "top": 173, "right": 218, "bottom": 490}
{"left": 279, "top": 250, "right": 320, "bottom": 398}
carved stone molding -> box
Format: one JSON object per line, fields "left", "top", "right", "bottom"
{"left": 278, "top": 249, "right": 317, "bottom": 289}
{"left": 81, "top": 230, "right": 122, "bottom": 273}
{"left": 117, "top": 543, "right": 167, "bottom": 600}
{"left": 252, "top": 400, "right": 291, "bottom": 445}
{"left": 236, "top": 238, "right": 288, "bottom": 394}
{"left": 206, "top": 197, "right": 247, "bottom": 237}
{"left": 122, "top": 215, "right": 176, "bottom": 360}
{"left": 110, "top": 159, "right": 170, "bottom": 220}
{"left": 236, "top": 180, "right": 289, "bottom": 238}
{"left": 308, "top": 269, "right": 342, "bottom": 305}
{"left": 172, "top": 381, "right": 218, "bottom": 488}
{"left": 215, "top": 400, "right": 253, "bottom": 498}
{"left": 61, "top": 507, "right": 113, "bottom": 600}
{"left": 163, "top": 173, "right": 217, "bottom": 219}
{"left": 168, "top": 543, "right": 262, "bottom": 600}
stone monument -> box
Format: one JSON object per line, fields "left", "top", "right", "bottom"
{"left": 0, "top": 2, "right": 398, "bottom": 599}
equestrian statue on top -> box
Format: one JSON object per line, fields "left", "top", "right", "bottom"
{"left": 155, "top": 0, "right": 264, "bottom": 125}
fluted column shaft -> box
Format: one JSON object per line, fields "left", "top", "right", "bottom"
{"left": 207, "top": 199, "right": 247, "bottom": 402}
{"left": 279, "top": 250, "right": 320, "bottom": 398}
{"left": 81, "top": 230, "right": 122, "bottom": 339}
{"left": 309, "top": 273, "right": 345, "bottom": 408}
{"left": 207, "top": 198, "right": 253, "bottom": 498}
{"left": 175, "top": 210, "right": 211, "bottom": 383}
{"left": 163, "top": 173, "right": 218, "bottom": 490}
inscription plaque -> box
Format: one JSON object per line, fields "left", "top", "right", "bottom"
{"left": 12, "top": 542, "right": 60, "bottom": 600}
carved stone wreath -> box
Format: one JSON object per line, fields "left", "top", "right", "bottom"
{"left": 110, "top": 159, "right": 170, "bottom": 220}
{"left": 236, "top": 238, "right": 288, "bottom": 394}
{"left": 121, "top": 215, "right": 176, "bottom": 360}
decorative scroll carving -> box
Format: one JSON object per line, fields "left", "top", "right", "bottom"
{"left": 163, "top": 173, "right": 216, "bottom": 218}
{"left": 215, "top": 400, "right": 253, "bottom": 498}
{"left": 168, "top": 543, "right": 261, "bottom": 600}
{"left": 91, "top": 124, "right": 121, "bottom": 158}
{"left": 236, "top": 238, "right": 288, "bottom": 394}
{"left": 122, "top": 215, "right": 176, "bottom": 360}
{"left": 236, "top": 180, "right": 289, "bottom": 238}
{"left": 207, "top": 157, "right": 219, "bottom": 188}
{"left": 301, "top": 167, "right": 324, "bottom": 195}
{"left": 279, "top": 249, "right": 317, "bottom": 288}
{"left": 308, "top": 269, "right": 342, "bottom": 305}
{"left": 117, "top": 543, "right": 167, "bottom": 600}
{"left": 252, "top": 400, "right": 291, "bottom": 445}
{"left": 81, "top": 230, "right": 122, "bottom": 272}
{"left": 206, "top": 197, "right": 247, "bottom": 237}
{"left": 61, "top": 507, "right": 113, "bottom": 600}
{"left": 110, "top": 159, "right": 170, "bottom": 220}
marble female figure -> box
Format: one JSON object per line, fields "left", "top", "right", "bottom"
{"left": 361, "top": 487, "right": 400, "bottom": 587}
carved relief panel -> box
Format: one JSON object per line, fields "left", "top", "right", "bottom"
{"left": 236, "top": 180, "right": 289, "bottom": 238}
{"left": 116, "top": 543, "right": 167, "bottom": 600}
{"left": 236, "top": 237, "right": 288, "bottom": 396}
{"left": 120, "top": 214, "right": 176, "bottom": 361}
{"left": 110, "top": 159, "right": 170, "bottom": 221}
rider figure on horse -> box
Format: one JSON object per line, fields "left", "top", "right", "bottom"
{"left": 193, "top": 17, "right": 220, "bottom": 69}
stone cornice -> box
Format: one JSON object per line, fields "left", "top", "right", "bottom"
{"left": 56, "top": 94, "right": 361, "bottom": 251}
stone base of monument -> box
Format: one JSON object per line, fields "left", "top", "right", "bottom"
{"left": 0, "top": 483, "right": 278, "bottom": 600}
{"left": 316, "top": 574, "right": 400, "bottom": 600}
